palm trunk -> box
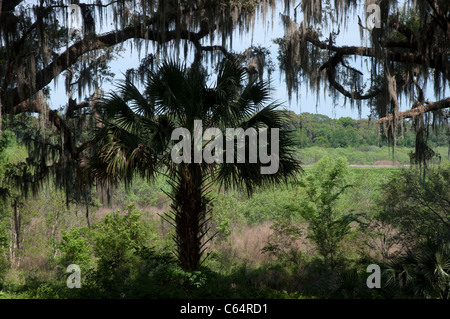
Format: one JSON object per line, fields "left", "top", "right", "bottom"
{"left": 168, "top": 164, "right": 208, "bottom": 272}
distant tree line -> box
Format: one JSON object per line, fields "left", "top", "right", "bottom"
{"left": 283, "top": 111, "right": 449, "bottom": 149}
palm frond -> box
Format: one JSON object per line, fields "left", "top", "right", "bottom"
{"left": 216, "top": 105, "right": 301, "bottom": 195}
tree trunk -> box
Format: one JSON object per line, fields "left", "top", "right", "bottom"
{"left": 12, "top": 199, "right": 20, "bottom": 251}
{"left": 170, "top": 164, "right": 208, "bottom": 272}
{"left": 9, "top": 198, "right": 21, "bottom": 268}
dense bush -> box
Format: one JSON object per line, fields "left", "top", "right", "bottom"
{"left": 58, "top": 228, "right": 93, "bottom": 271}
{"left": 375, "top": 164, "right": 450, "bottom": 298}
{"left": 377, "top": 163, "right": 450, "bottom": 247}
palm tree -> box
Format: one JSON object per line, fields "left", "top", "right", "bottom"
{"left": 85, "top": 59, "right": 302, "bottom": 271}
{"left": 385, "top": 241, "right": 450, "bottom": 298}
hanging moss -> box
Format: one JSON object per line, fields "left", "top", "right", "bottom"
{"left": 275, "top": 0, "right": 449, "bottom": 168}
{"left": 1, "top": 0, "right": 281, "bottom": 209}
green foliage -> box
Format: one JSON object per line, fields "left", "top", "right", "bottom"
{"left": 58, "top": 228, "right": 93, "bottom": 269}
{"left": 0, "top": 162, "right": 397, "bottom": 299}
{"left": 0, "top": 229, "right": 9, "bottom": 286}
{"left": 377, "top": 163, "right": 450, "bottom": 247}
{"left": 97, "top": 206, "right": 146, "bottom": 245}
{"left": 375, "top": 164, "right": 450, "bottom": 298}
{"left": 168, "top": 267, "right": 208, "bottom": 289}
{"left": 0, "top": 130, "right": 18, "bottom": 285}
{"left": 284, "top": 111, "right": 442, "bottom": 149}
{"left": 241, "top": 184, "right": 299, "bottom": 224}
{"left": 91, "top": 204, "right": 149, "bottom": 273}
{"left": 214, "top": 211, "right": 233, "bottom": 242}
{"left": 0, "top": 130, "right": 14, "bottom": 176}
{"left": 262, "top": 289, "right": 309, "bottom": 299}
{"left": 296, "top": 157, "right": 357, "bottom": 269}
{"left": 385, "top": 241, "right": 450, "bottom": 299}
{"left": 54, "top": 204, "right": 179, "bottom": 298}
{"left": 112, "top": 174, "right": 169, "bottom": 208}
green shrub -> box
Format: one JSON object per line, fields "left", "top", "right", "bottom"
{"left": 58, "top": 227, "right": 93, "bottom": 270}
{"left": 297, "top": 156, "right": 357, "bottom": 269}
{"left": 377, "top": 163, "right": 450, "bottom": 247}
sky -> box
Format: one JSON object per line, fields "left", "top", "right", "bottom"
{"left": 44, "top": 0, "right": 419, "bottom": 120}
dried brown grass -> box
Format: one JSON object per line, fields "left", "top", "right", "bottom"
{"left": 210, "top": 221, "right": 313, "bottom": 265}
